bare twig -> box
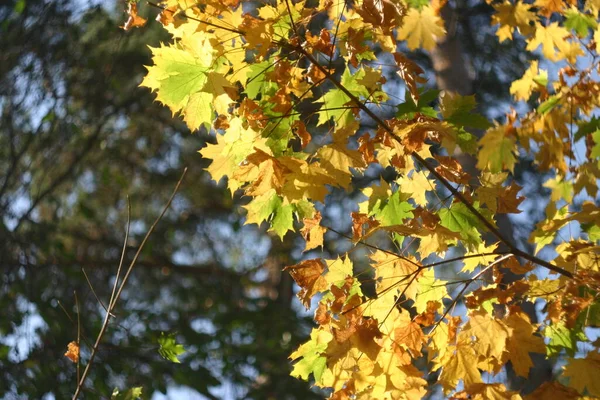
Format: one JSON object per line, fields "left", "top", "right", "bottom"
{"left": 74, "top": 291, "right": 81, "bottom": 385}
{"left": 81, "top": 268, "right": 114, "bottom": 317}
{"left": 72, "top": 168, "right": 187, "bottom": 400}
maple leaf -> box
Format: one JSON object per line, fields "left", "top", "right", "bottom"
{"left": 460, "top": 311, "right": 512, "bottom": 365}
{"left": 563, "top": 351, "right": 600, "bottom": 397}
{"left": 301, "top": 211, "right": 326, "bottom": 251}
{"left": 504, "top": 311, "right": 546, "bottom": 377}
{"left": 64, "top": 341, "right": 79, "bottom": 363}
{"left": 525, "top": 22, "right": 572, "bottom": 62}
{"left": 317, "top": 68, "right": 369, "bottom": 126}
{"left": 477, "top": 125, "right": 517, "bottom": 173}
{"left": 289, "top": 328, "right": 333, "bottom": 381}
{"left": 460, "top": 242, "right": 500, "bottom": 273}
{"left": 439, "top": 202, "right": 484, "bottom": 247}
{"left": 359, "top": 180, "right": 414, "bottom": 227}
{"left": 457, "top": 383, "right": 522, "bottom": 400}
{"left": 158, "top": 332, "right": 186, "bottom": 363}
{"left": 565, "top": 7, "right": 598, "bottom": 36}
{"left": 525, "top": 381, "right": 581, "bottom": 400}
{"left": 396, "top": 170, "right": 434, "bottom": 207}
{"left": 492, "top": 1, "right": 536, "bottom": 41}
{"left": 510, "top": 61, "right": 548, "bottom": 101}
{"left": 199, "top": 117, "right": 268, "bottom": 187}
{"left": 415, "top": 268, "right": 449, "bottom": 313}
{"left": 535, "top": 0, "right": 572, "bottom": 17}
{"left": 284, "top": 259, "right": 328, "bottom": 309}
{"left": 439, "top": 92, "right": 491, "bottom": 130}
{"left": 397, "top": 5, "right": 446, "bottom": 51}
{"left": 141, "top": 31, "right": 217, "bottom": 131}
{"left": 438, "top": 341, "right": 483, "bottom": 392}
{"left": 121, "top": 3, "right": 147, "bottom": 31}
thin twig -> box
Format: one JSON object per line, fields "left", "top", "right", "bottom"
{"left": 72, "top": 168, "right": 187, "bottom": 400}
{"left": 81, "top": 268, "right": 114, "bottom": 317}
{"left": 429, "top": 253, "right": 514, "bottom": 335}
{"left": 108, "top": 196, "right": 131, "bottom": 311}
{"left": 74, "top": 291, "right": 81, "bottom": 385}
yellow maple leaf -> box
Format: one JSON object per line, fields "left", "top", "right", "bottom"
{"left": 456, "top": 382, "right": 523, "bottom": 400}
{"left": 199, "top": 117, "right": 268, "bottom": 189}
{"left": 438, "top": 341, "right": 483, "bottom": 393}
{"left": 414, "top": 268, "right": 449, "bottom": 313}
{"left": 526, "top": 22, "right": 571, "bottom": 62}
{"left": 397, "top": 170, "right": 434, "bottom": 207}
{"left": 477, "top": 125, "right": 517, "bottom": 173}
{"left": 370, "top": 250, "right": 421, "bottom": 301}
{"left": 460, "top": 311, "right": 512, "bottom": 365}
{"left": 300, "top": 211, "right": 326, "bottom": 251}
{"left": 460, "top": 242, "right": 500, "bottom": 273}
{"left": 325, "top": 256, "right": 354, "bottom": 287}
{"left": 397, "top": 6, "right": 446, "bottom": 51}
{"left": 563, "top": 351, "right": 600, "bottom": 397}
{"left": 317, "top": 142, "right": 366, "bottom": 189}
{"left": 492, "top": 1, "right": 536, "bottom": 42}
{"left": 510, "top": 61, "right": 548, "bottom": 101}
{"left": 504, "top": 311, "right": 546, "bottom": 377}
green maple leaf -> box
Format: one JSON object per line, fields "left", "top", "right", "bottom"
{"left": 289, "top": 329, "right": 332, "bottom": 382}
{"left": 371, "top": 190, "right": 414, "bottom": 226}
{"left": 396, "top": 89, "right": 439, "bottom": 119}
{"left": 564, "top": 9, "right": 598, "bottom": 37}
{"left": 317, "top": 68, "right": 369, "bottom": 126}
{"left": 141, "top": 32, "right": 217, "bottom": 131}
{"left": 544, "top": 323, "right": 587, "bottom": 357}
{"left": 439, "top": 202, "right": 484, "bottom": 246}
{"left": 245, "top": 59, "right": 276, "bottom": 99}
{"left": 591, "top": 129, "right": 600, "bottom": 159}
{"left": 158, "top": 332, "right": 186, "bottom": 363}
{"left": 244, "top": 190, "right": 282, "bottom": 226}
{"left": 270, "top": 201, "right": 294, "bottom": 240}
{"left": 111, "top": 387, "right": 143, "bottom": 400}
{"left": 439, "top": 92, "right": 491, "bottom": 130}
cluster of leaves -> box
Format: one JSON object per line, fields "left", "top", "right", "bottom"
{"left": 134, "top": 0, "right": 600, "bottom": 398}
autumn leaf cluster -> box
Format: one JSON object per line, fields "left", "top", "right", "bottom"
{"left": 133, "top": 0, "right": 600, "bottom": 398}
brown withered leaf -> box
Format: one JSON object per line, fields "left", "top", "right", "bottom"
{"left": 351, "top": 212, "right": 380, "bottom": 241}
{"left": 394, "top": 52, "right": 427, "bottom": 103}
{"left": 356, "top": 0, "right": 405, "bottom": 34}
{"left": 292, "top": 120, "right": 312, "bottom": 149}
{"left": 213, "top": 115, "right": 230, "bottom": 130}
{"left": 271, "top": 87, "right": 293, "bottom": 113}
{"left": 525, "top": 381, "right": 580, "bottom": 400}
{"left": 357, "top": 133, "right": 376, "bottom": 165}
{"left": 121, "top": 3, "right": 147, "bottom": 31}
{"left": 305, "top": 29, "right": 334, "bottom": 56}
{"left": 434, "top": 155, "right": 471, "bottom": 184}
{"left": 315, "top": 302, "right": 331, "bottom": 325}
{"left": 496, "top": 183, "right": 524, "bottom": 213}
{"left": 415, "top": 300, "right": 441, "bottom": 326}
{"left": 239, "top": 98, "right": 267, "bottom": 129}
{"left": 284, "top": 259, "right": 328, "bottom": 309}
{"left": 300, "top": 211, "right": 326, "bottom": 251}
